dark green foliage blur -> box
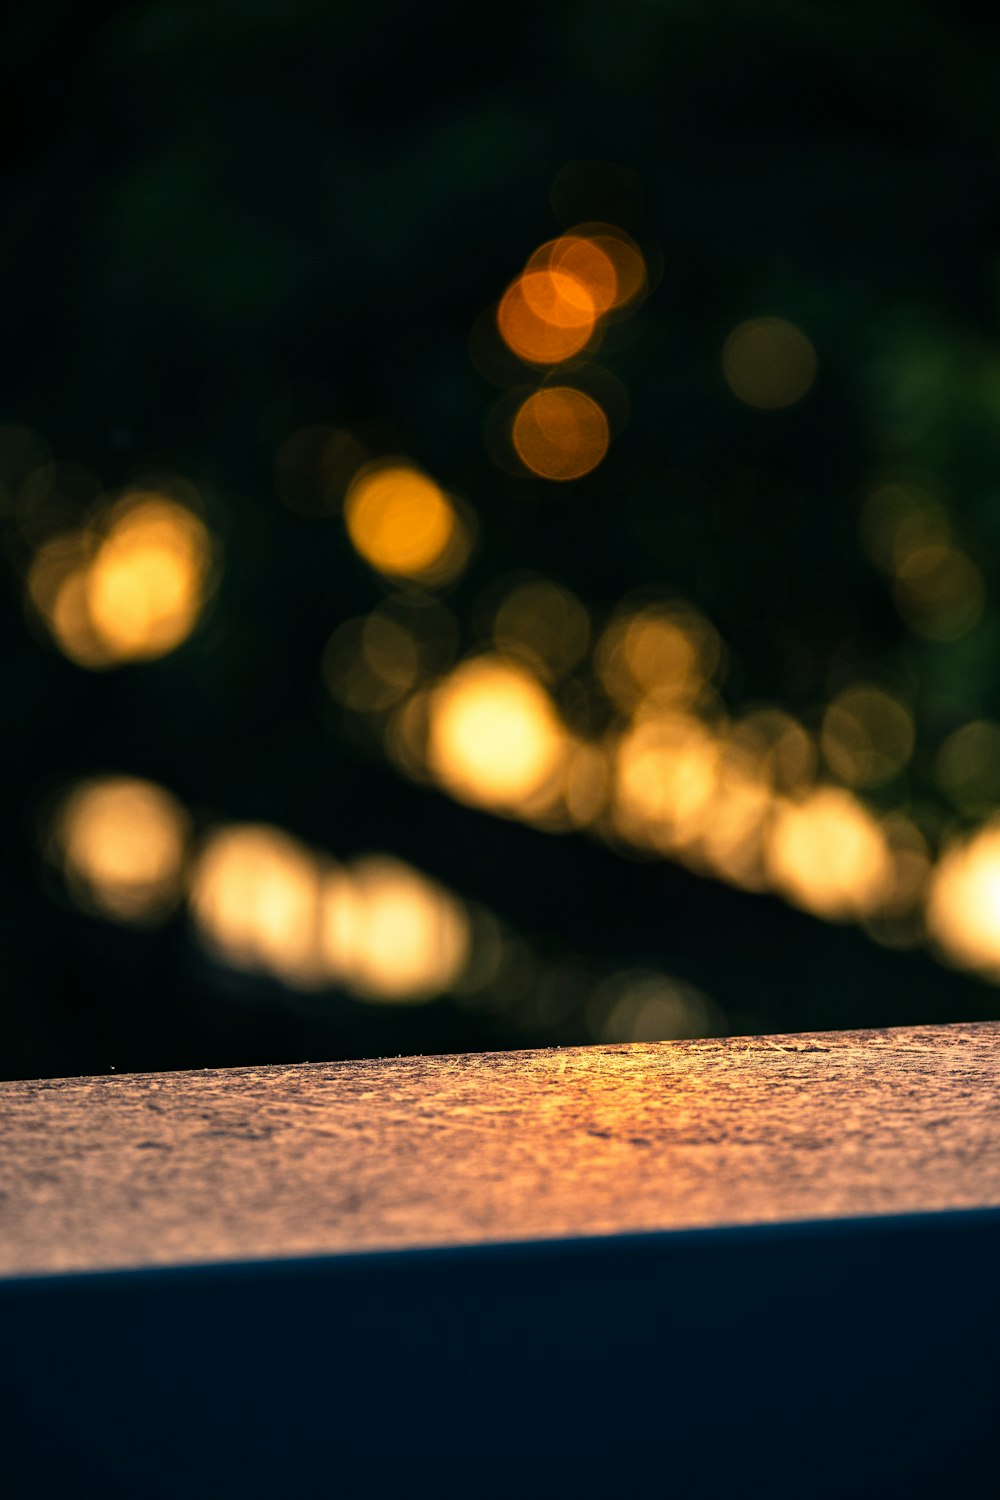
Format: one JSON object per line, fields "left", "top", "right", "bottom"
{"left": 3, "top": 0, "right": 1000, "bottom": 1079}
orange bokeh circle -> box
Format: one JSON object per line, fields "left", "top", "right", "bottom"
{"left": 512, "top": 388, "right": 610, "bottom": 481}
{"left": 497, "top": 270, "right": 598, "bottom": 365}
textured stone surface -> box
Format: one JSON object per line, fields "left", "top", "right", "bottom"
{"left": 1, "top": 1022, "right": 998, "bottom": 1276}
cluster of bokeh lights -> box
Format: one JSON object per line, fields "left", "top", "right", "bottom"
{"left": 51, "top": 778, "right": 471, "bottom": 1005}
{"left": 494, "top": 223, "right": 647, "bottom": 481}
{"left": 861, "top": 482, "right": 984, "bottom": 641}
{"left": 321, "top": 566, "right": 1000, "bottom": 983}
{"left": 12, "top": 153, "right": 1000, "bottom": 1037}
{"left": 49, "top": 772, "right": 718, "bottom": 1041}
{"left": 26, "top": 484, "right": 214, "bottom": 668}
{"left": 279, "top": 325, "right": 1000, "bottom": 991}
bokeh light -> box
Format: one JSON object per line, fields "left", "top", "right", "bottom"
{"left": 864, "top": 813, "right": 931, "bottom": 949}
{"left": 893, "top": 543, "right": 984, "bottom": 640}
{"left": 926, "top": 823, "right": 1000, "bottom": 980}
{"left": 512, "top": 387, "right": 610, "bottom": 480}
{"left": 935, "top": 721, "right": 1000, "bottom": 814}
{"left": 26, "top": 489, "right": 213, "bottom": 668}
{"left": 86, "top": 493, "right": 212, "bottom": 661}
{"left": 613, "top": 711, "right": 720, "bottom": 853}
{"left": 384, "top": 687, "right": 434, "bottom": 783}
{"left": 344, "top": 462, "right": 471, "bottom": 584}
{"left": 55, "top": 777, "right": 190, "bottom": 924}
{"left": 859, "top": 483, "right": 984, "bottom": 640}
{"left": 695, "top": 755, "right": 773, "bottom": 891}
{"left": 497, "top": 270, "right": 598, "bottom": 365}
{"left": 487, "top": 221, "right": 642, "bottom": 480}
{"left": 526, "top": 235, "right": 618, "bottom": 313}
{"left": 597, "top": 604, "right": 721, "bottom": 711}
{"left": 766, "top": 788, "right": 891, "bottom": 920}
{"left": 722, "top": 317, "right": 817, "bottom": 410}
{"left": 355, "top": 576, "right": 952, "bottom": 957}
{"left": 592, "top": 969, "right": 721, "bottom": 1042}
{"left": 728, "top": 709, "right": 816, "bottom": 794}
{"left": 27, "top": 530, "right": 114, "bottom": 669}
{"left": 190, "top": 824, "right": 325, "bottom": 987}
{"left": 821, "top": 685, "right": 914, "bottom": 788}
{"left": 493, "top": 577, "right": 591, "bottom": 681}
{"left": 189, "top": 823, "right": 473, "bottom": 1002}
{"left": 323, "top": 611, "right": 422, "bottom": 714}
{"left": 320, "top": 856, "right": 470, "bottom": 1002}
{"left": 558, "top": 223, "right": 647, "bottom": 312}
{"left": 427, "top": 656, "right": 566, "bottom": 813}
{"left": 562, "top": 737, "right": 612, "bottom": 829}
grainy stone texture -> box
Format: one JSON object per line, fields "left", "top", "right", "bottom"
{"left": 1, "top": 1023, "right": 997, "bottom": 1276}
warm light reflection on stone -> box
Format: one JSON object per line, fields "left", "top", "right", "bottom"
{"left": 56, "top": 777, "right": 190, "bottom": 923}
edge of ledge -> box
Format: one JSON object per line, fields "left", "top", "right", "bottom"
{"left": 4, "top": 1202, "right": 1000, "bottom": 1293}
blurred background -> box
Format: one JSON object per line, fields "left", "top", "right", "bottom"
{"left": 4, "top": 0, "right": 1000, "bottom": 1081}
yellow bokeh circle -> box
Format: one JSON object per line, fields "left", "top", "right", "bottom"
{"left": 722, "top": 317, "right": 816, "bottom": 410}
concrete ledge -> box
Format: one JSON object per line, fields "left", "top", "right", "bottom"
{"left": 3, "top": 1024, "right": 998, "bottom": 1494}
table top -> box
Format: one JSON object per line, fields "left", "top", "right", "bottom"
{"left": 2, "top": 1021, "right": 998, "bottom": 1277}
